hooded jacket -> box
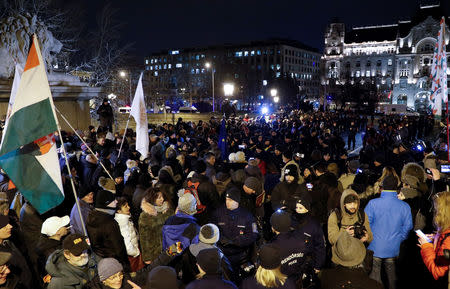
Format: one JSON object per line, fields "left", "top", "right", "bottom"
{"left": 46, "top": 249, "right": 96, "bottom": 289}
{"left": 162, "top": 211, "right": 200, "bottom": 252}
{"left": 280, "top": 160, "right": 304, "bottom": 184}
{"left": 328, "top": 189, "right": 373, "bottom": 246}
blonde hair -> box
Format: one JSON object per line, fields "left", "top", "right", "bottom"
{"left": 434, "top": 191, "right": 450, "bottom": 232}
{"left": 378, "top": 166, "right": 400, "bottom": 186}
{"left": 255, "top": 266, "right": 287, "bottom": 288}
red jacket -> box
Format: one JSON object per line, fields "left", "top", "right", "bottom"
{"left": 420, "top": 228, "right": 450, "bottom": 280}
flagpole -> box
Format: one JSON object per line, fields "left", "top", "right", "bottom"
{"left": 54, "top": 107, "right": 116, "bottom": 183}
{"left": 116, "top": 115, "right": 131, "bottom": 164}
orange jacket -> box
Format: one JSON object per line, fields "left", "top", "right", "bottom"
{"left": 420, "top": 228, "right": 450, "bottom": 280}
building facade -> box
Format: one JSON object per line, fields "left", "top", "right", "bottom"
{"left": 144, "top": 39, "right": 321, "bottom": 110}
{"left": 322, "top": 4, "right": 450, "bottom": 111}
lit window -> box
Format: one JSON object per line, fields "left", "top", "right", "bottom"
{"left": 244, "top": 51, "right": 249, "bottom": 56}
{"left": 171, "top": 50, "right": 179, "bottom": 55}
{"left": 150, "top": 66, "right": 153, "bottom": 70}
{"left": 145, "top": 59, "right": 149, "bottom": 65}
{"left": 196, "top": 69, "right": 200, "bottom": 74}
{"left": 163, "top": 64, "right": 167, "bottom": 69}
{"left": 191, "top": 69, "right": 195, "bottom": 74}
{"left": 388, "top": 59, "right": 393, "bottom": 66}
{"left": 168, "top": 64, "right": 172, "bottom": 69}
{"left": 366, "top": 70, "right": 370, "bottom": 77}
{"left": 276, "top": 72, "right": 281, "bottom": 78}
{"left": 235, "top": 51, "right": 243, "bottom": 57}
{"left": 176, "top": 63, "right": 182, "bottom": 68}
{"left": 196, "top": 55, "right": 200, "bottom": 60}
{"left": 356, "top": 71, "right": 360, "bottom": 77}
{"left": 276, "top": 64, "right": 281, "bottom": 70}
{"left": 251, "top": 51, "right": 255, "bottom": 56}
{"left": 154, "top": 71, "right": 158, "bottom": 76}
{"left": 263, "top": 80, "right": 267, "bottom": 86}
{"left": 151, "top": 59, "right": 154, "bottom": 64}
{"left": 257, "top": 50, "right": 261, "bottom": 55}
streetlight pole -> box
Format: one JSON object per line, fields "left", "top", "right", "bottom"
{"left": 205, "top": 62, "right": 215, "bottom": 112}
{"left": 120, "top": 70, "right": 132, "bottom": 104}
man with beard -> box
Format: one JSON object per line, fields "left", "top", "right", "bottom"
{"left": 328, "top": 189, "right": 373, "bottom": 265}
{"left": 46, "top": 234, "right": 96, "bottom": 289}
{"left": 271, "top": 165, "right": 307, "bottom": 212}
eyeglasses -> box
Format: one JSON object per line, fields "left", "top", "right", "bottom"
{"left": 109, "top": 272, "right": 123, "bottom": 281}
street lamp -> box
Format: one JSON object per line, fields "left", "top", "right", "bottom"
{"left": 270, "top": 88, "right": 278, "bottom": 97}
{"left": 119, "top": 70, "right": 132, "bottom": 104}
{"left": 273, "top": 96, "right": 279, "bottom": 103}
{"left": 223, "top": 83, "right": 234, "bottom": 96}
{"left": 205, "top": 62, "right": 215, "bottom": 112}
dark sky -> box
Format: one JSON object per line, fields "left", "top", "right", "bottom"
{"left": 77, "top": 0, "right": 449, "bottom": 59}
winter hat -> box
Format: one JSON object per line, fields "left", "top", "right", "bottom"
{"left": 231, "top": 169, "right": 246, "bottom": 184}
{"left": 98, "top": 177, "right": 116, "bottom": 193}
{"left": 332, "top": 231, "right": 366, "bottom": 267}
{"left": 320, "top": 172, "right": 338, "bottom": 188}
{"left": 178, "top": 193, "right": 197, "bottom": 215}
{"left": 98, "top": 258, "right": 123, "bottom": 281}
{"left": 270, "top": 211, "right": 291, "bottom": 233}
{"left": 244, "top": 177, "right": 262, "bottom": 194}
{"left": 402, "top": 175, "right": 420, "bottom": 190}
{"left": 78, "top": 186, "right": 92, "bottom": 199}
{"left": 284, "top": 164, "right": 298, "bottom": 178}
{"left": 194, "top": 161, "right": 206, "bottom": 174}
{"left": 245, "top": 165, "right": 262, "bottom": 178}
{"left": 199, "top": 224, "right": 220, "bottom": 244}
{"left": 95, "top": 190, "right": 116, "bottom": 209}
{"left": 235, "top": 151, "right": 246, "bottom": 163}
{"left": 0, "top": 215, "right": 9, "bottom": 230}
{"left": 248, "top": 158, "right": 259, "bottom": 167}
{"left": 259, "top": 244, "right": 281, "bottom": 270}
{"left": 41, "top": 216, "right": 70, "bottom": 236}
{"left": 382, "top": 175, "right": 398, "bottom": 190}
{"left": 63, "top": 234, "right": 89, "bottom": 256}
{"left": 146, "top": 266, "right": 179, "bottom": 289}
{"left": 196, "top": 248, "right": 221, "bottom": 275}
{"left": 225, "top": 187, "right": 241, "bottom": 203}
{"left": 282, "top": 150, "right": 293, "bottom": 160}
{"left": 401, "top": 162, "right": 426, "bottom": 183}
{"left": 374, "top": 154, "right": 385, "bottom": 164}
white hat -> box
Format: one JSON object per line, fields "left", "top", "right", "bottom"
{"left": 41, "top": 215, "right": 70, "bottom": 236}
{"left": 178, "top": 193, "right": 197, "bottom": 215}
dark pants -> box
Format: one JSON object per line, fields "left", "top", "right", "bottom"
{"left": 347, "top": 134, "right": 356, "bottom": 150}
{"left": 370, "top": 257, "right": 396, "bottom": 289}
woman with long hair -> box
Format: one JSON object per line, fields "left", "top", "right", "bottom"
{"left": 241, "top": 244, "right": 296, "bottom": 289}
{"left": 139, "top": 187, "right": 174, "bottom": 264}
{"left": 418, "top": 191, "right": 450, "bottom": 283}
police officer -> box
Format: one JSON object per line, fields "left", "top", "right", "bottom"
{"left": 270, "top": 210, "right": 308, "bottom": 281}
{"left": 212, "top": 187, "right": 259, "bottom": 277}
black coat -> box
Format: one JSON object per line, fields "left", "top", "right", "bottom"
{"left": 35, "top": 235, "right": 62, "bottom": 277}
{"left": 319, "top": 267, "right": 383, "bottom": 289}
{"left": 86, "top": 209, "right": 130, "bottom": 271}
{"left": 186, "top": 275, "right": 237, "bottom": 289}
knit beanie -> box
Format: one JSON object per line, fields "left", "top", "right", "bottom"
{"left": 146, "top": 266, "right": 178, "bottom": 289}
{"left": 98, "top": 258, "right": 123, "bottom": 282}
{"left": 296, "top": 192, "right": 312, "bottom": 212}
{"left": 244, "top": 177, "right": 261, "bottom": 194}
{"left": 77, "top": 186, "right": 92, "bottom": 199}
{"left": 270, "top": 211, "right": 291, "bottom": 233}
{"left": 199, "top": 224, "right": 220, "bottom": 244}
{"left": 259, "top": 244, "right": 281, "bottom": 270}
{"left": 196, "top": 248, "right": 221, "bottom": 275}
{"left": 284, "top": 164, "right": 298, "bottom": 178}
{"left": 225, "top": 187, "right": 241, "bottom": 203}
{"left": 178, "top": 193, "right": 197, "bottom": 215}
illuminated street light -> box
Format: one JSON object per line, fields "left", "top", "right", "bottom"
{"left": 120, "top": 71, "right": 126, "bottom": 78}
{"left": 261, "top": 106, "right": 269, "bottom": 114}
{"left": 205, "top": 62, "right": 211, "bottom": 69}
{"left": 274, "top": 96, "right": 279, "bottom": 103}
{"left": 270, "top": 88, "right": 278, "bottom": 97}
{"left": 223, "top": 83, "right": 234, "bottom": 96}
{"left": 119, "top": 70, "right": 131, "bottom": 104}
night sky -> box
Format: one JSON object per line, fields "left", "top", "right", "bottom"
{"left": 76, "top": 0, "right": 449, "bottom": 59}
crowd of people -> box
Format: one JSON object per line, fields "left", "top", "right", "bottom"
{"left": 0, "top": 106, "right": 448, "bottom": 289}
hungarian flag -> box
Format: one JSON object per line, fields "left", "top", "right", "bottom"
{"left": 0, "top": 35, "right": 64, "bottom": 214}
{"left": 130, "top": 73, "right": 149, "bottom": 159}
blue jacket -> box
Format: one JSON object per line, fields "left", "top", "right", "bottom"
{"left": 162, "top": 211, "right": 200, "bottom": 251}
{"left": 364, "top": 190, "right": 413, "bottom": 258}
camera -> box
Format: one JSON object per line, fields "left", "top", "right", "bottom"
{"left": 353, "top": 223, "right": 367, "bottom": 239}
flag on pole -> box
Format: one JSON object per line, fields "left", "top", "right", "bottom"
{"left": 0, "top": 35, "right": 64, "bottom": 214}
{"left": 429, "top": 17, "right": 448, "bottom": 115}
{"left": 130, "top": 73, "right": 149, "bottom": 159}
{"left": 218, "top": 118, "right": 227, "bottom": 160}
{"left": 1, "top": 64, "right": 23, "bottom": 144}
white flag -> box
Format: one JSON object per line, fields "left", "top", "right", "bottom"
{"left": 430, "top": 17, "right": 448, "bottom": 115}
{"left": 130, "top": 73, "right": 149, "bottom": 158}
{"left": 2, "top": 64, "right": 23, "bottom": 143}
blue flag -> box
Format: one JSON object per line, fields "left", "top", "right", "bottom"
{"left": 218, "top": 118, "right": 227, "bottom": 160}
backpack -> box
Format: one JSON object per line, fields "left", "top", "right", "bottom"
{"left": 184, "top": 180, "right": 206, "bottom": 214}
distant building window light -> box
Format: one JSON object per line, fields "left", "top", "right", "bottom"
{"left": 388, "top": 59, "right": 393, "bottom": 66}
{"left": 263, "top": 80, "right": 267, "bottom": 86}
{"left": 276, "top": 72, "right": 281, "bottom": 78}
{"left": 150, "top": 66, "right": 153, "bottom": 70}
{"left": 159, "top": 65, "right": 162, "bottom": 69}
{"left": 145, "top": 59, "right": 149, "bottom": 65}
{"left": 201, "top": 54, "right": 205, "bottom": 58}
{"left": 244, "top": 51, "right": 249, "bottom": 56}
{"left": 168, "top": 64, "right": 172, "bottom": 69}
{"left": 150, "top": 59, "right": 154, "bottom": 64}
{"left": 251, "top": 51, "right": 255, "bottom": 56}
{"left": 176, "top": 63, "right": 182, "bottom": 68}
{"left": 171, "top": 50, "right": 179, "bottom": 55}
{"left": 276, "top": 64, "right": 281, "bottom": 70}
{"left": 235, "top": 51, "right": 243, "bottom": 57}
{"left": 366, "top": 70, "right": 370, "bottom": 77}
{"left": 196, "top": 69, "right": 200, "bottom": 74}
{"left": 356, "top": 71, "right": 360, "bottom": 77}
{"left": 154, "top": 71, "right": 158, "bottom": 76}
{"left": 196, "top": 55, "right": 200, "bottom": 60}
{"left": 191, "top": 69, "right": 195, "bottom": 74}
{"left": 201, "top": 69, "right": 205, "bottom": 73}
{"left": 163, "top": 58, "right": 167, "bottom": 62}
{"left": 163, "top": 64, "right": 167, "bottom": 69}
{"left": 257, "top": 50, "right": 261, "bottom": 55}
